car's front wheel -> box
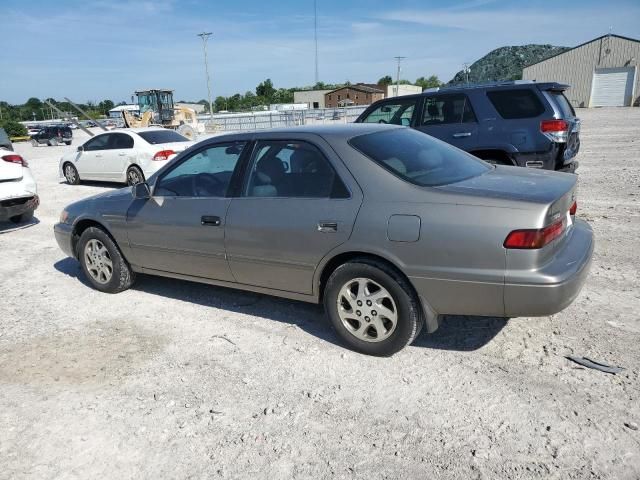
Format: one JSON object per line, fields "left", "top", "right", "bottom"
{"left": 324, "top": 259, "right": 423, "bottom": 356}
{"left": 63, "top": 163, "right": 80, "bottom": 185}
{"left": 77, "top": 227, "right": 135, "bottom": 293}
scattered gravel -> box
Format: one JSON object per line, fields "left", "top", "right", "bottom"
{"left": 1, "top": 108, "right": 639, "bottom": 479}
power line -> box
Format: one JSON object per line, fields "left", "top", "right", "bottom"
{"left": 394, "top": 56, "right": 406, "bottom": 97}
{"left": 314, "top": 0, "right": 319, "bottom": 84}
{"left": 197, "top": 32, "right": 214, "bottom": 119}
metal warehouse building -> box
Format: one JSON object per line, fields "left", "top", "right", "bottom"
{"left": 523, "top": 34, "right": 639, "bottom": 108}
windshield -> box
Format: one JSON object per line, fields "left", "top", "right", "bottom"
{"left": 138, "top": 130, "right": 189, "bottom": 145}
{"left": 350, "top": 128, "right": 490, "bottom": 187}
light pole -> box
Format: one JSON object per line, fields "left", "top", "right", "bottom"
{"left": 394, "top": 56, "right": 406, "bottom": 97}
{"left": 314, "top": 0, "right": 319, "bottom": 85}
{"left": 197, "top": 32, "right": 214, "bottom": 119}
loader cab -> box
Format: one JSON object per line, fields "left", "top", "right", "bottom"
{"left": 135, "top": 89, "right": 175, "bottom": 125}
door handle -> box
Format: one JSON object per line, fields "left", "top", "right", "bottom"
{"left": 453, "top": 132, "right": 472, "bottom": 138}
{"left": 95, "top": 154, "right": 103, "bottom": 157}
{"left": 201, "top": 215, "right": 221, "bottom": 226}
{"left": 317, "top": 221, "right": 338, "bottom": 233}
{"left": 118, "top": 152, "right": 127, "bottom": 156}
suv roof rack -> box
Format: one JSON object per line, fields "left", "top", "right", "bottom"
{"left": 422, "top": 80, "right": 568, "bottom": 94}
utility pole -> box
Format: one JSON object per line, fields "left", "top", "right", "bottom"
{"left": 197, "top": 32, "right": 214, "bottom": 119}
{"left": 314, "top": 0, "right": 319, "bottom": 84}
{"left": 394, "top": 56, "right": 406, "bottom": 97}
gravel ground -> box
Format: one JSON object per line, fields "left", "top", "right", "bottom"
{"left": 1, "top": 108, "right": 639, "bottom": 480}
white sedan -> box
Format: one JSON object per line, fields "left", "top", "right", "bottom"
{"left": 59, "top": 128, "right": 194, "bottom": 186}
{"left": 0, "top": 149, "right": 38, "bottom": 224}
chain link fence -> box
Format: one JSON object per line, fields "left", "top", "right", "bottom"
{"left": 197, "top": 106, "right": 368, "bottom": 133}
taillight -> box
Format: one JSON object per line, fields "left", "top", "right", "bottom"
{"left": 569, "top": 201, "right": 577, "bottom": 216}
{"left": 2, "top": 154, "right": 28, "bottom": 167}
{"left": 153, "top": 150, "right": 175, "bottom": 161}
{"left": 504, "top": 218, "right": 566, "bottom": 249}
{"left": 540, "top": 119, "right": 568, "bottom": 143}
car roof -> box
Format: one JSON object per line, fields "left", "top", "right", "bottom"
{"left": 93, "top": 127, "right": 168, "bottom": 135}
{"left": 202, "top": 123, "right": 401, "bottom": 143}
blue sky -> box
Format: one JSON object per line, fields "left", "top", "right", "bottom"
{"left": 1, "top": 0, "right": 639, "bottom": 104}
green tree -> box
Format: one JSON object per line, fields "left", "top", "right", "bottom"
{"left": 415, "top": 75, "right": 443, "bottom": 90}
{"left": 256, "top": 79, "right": 276, "bottom": 100}
{"left": 377, "top": 75, "right": 393, "bottom": 86}
{"left": 0, "top": 119, "right": 27, "bottom": 137}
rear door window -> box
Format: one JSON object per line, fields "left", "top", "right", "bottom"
{"left": 487, "top": 89, "right": 545, "bottom": 119}
{"left": 422, "top": 94, "right": 476, "bottom": 125}
{"left": 110, "top": 133, "right": 134, "bottom": 149}
{"left": 360, "top": 99, "right": 417, "bottom": 126}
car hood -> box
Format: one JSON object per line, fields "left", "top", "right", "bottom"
{"left": 437, "top": 165, "right": 577, "bottom": 205}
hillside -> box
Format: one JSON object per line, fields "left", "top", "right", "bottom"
{"left": 448, "top": 44, "right": 570, "bottom": 85}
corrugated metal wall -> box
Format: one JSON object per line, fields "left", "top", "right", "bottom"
{"left": 523, "top": 35, "right": 640, "bottom": 107}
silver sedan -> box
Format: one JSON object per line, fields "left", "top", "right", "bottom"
{"left": 54, "top": 124, "right": 594, "bottom": 356}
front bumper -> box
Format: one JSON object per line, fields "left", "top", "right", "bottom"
{"left": 504, "top": 219, "right": 594, "bottom": 317}
{"left": 54, "top": 222, "right": 75, "bottom": 258}
{"left": 0, "top": 195, "right": 39, "bottom": 221}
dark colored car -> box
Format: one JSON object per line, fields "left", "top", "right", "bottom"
{"left": 31, "top": 125, "right": 73, "bottom": 146}
{"left": 54, "top": 124, "right": 593, "bottom": 356}
{"left": 355, "top": 81, "right": 580, "bottom": 172}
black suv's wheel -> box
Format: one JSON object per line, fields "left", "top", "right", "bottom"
{"left": 63, "top": 163, "right": 80, "bottom": 185}
{"left": 324, "top": 259, "right": 423, "bottom": 356}
{"left": 126, "top": 166, "right": 145, "bottom": 186}
{"left": 77, "top": 227, "right": 135, "bottom": 293}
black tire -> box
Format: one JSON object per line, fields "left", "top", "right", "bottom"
{"left": 65, "top": 141, "right": 72, "bottom": 145}
{"left": 9, "top": 209, "right": 34, "bottom": 224}
{"left": 63, "top": 162, "right": 80, "bottom": 185}
{"left": 77, "top": 226, "right": 135, "bottom": 293}
{"left": 324, "top": 258, "right": 424, "bottom": 356}
{"left": 126, "top": 165, "right": 145, "bottom": 186}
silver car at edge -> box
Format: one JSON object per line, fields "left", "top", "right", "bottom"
{"left": 54, "top": 124, "right": 594, "bottom": 356}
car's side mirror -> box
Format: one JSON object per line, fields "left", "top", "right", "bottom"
{"left": 132, "top": 182, "right": 151, "bottom": 199}
{"left": 77, "top": 145, "right": 84, "bottom": 152}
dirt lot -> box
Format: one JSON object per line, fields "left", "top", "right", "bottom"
{"left": 1, "top": 108, "right": 639, "bottom": 479}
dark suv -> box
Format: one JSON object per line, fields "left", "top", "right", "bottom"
{"left": 355, "top": 81, "right": 580, "bottom": 172}
{"left": 31, "top": 125, "right": 73, "bottom": 146}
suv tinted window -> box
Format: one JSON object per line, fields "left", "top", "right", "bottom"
{"left": 487, "top": 89, "right": 545, "bottom": 119}
{"left": 350, "top": 128, "right": 490, "bottom": 187}
{"left": 422, "top": 94, "right": 476, "bottom": 125}
{"left": 245, "top": 141, "right": 349, "bottom": 198}
{"left": 138, "top": 130, "right": 189, "bottom": 144}
{"left": 360, "top": 99, "right": 416, "bottom": 126}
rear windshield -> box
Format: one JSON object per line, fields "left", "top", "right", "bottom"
{"left": 487, "top": 89, "right": 545, "bottom": 119}
{"left": 138, "top": 130, "right": 189, "bottom": 144}
{"left": 350, "top": 128, "right": 490, "bottom": 187}
{"left": 550, "top": 91, "right": 575, "bottom": 117}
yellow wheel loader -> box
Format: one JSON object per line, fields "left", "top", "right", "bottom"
{"left": 122, "top": 89, "right": 205, "bottom": 140}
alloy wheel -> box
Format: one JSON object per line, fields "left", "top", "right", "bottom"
{"left": 336, "top": 277, "right": 398, "bottom": 342}
{"left": 84, "top": 239, "right": 113, "bottom": 284}
{"left": 64, "top": 165, "right": 76, "bottom": 183}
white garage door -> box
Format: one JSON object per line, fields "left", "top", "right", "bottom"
{"left": 590, "top": 67, "right": 636, "bottom": 107}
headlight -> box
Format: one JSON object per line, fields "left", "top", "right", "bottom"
{"left": 59, "top": 210, "right": 69, "bottom": 223}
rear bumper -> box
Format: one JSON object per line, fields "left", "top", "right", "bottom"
{"left": 512, "top": 142, "right": 579, "bottom": 172}
{"left": 54, "top": 222, "right": 75, "bottom": 258}
{"left": 504, "top": 219, "right": 594, "bottom": 317}
{"left": 0, "top": 195, "right": 39, "bottom": 221}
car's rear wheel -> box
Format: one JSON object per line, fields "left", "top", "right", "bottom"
{"left": 63, "top": 163, "right": 80, "bottom": 185}
{"left": 77, "top": 227, "right": 135, "bottom": 293}
{"left": 126, "top": 165, "right": 145, "bottom": 186}
{"left": 10, "top": 210, "right": 34, "bottom": 224}
{"left": 65, "top": 141, "right": 72, "bottom": 145}
{"left": 324, "top": 259, "right": 423, "bottom": 356}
